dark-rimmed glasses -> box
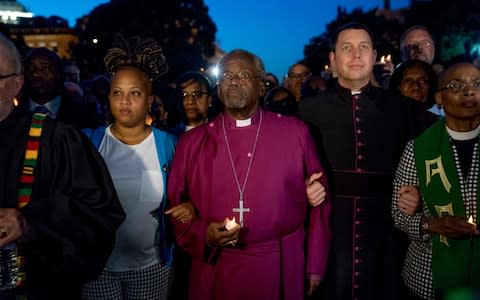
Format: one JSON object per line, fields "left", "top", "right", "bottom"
{"left": 181, "top": 90, "right": 208, "bottom": 101}
{"left": 437, "top": 79, "right": 480, "bottom": 94}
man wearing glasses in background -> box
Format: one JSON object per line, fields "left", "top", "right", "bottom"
{"left": 401, "top": 26, "right": 436, "bottom": 65}
{"left": 284, "top": 62, "right": 311, "bottom": 101}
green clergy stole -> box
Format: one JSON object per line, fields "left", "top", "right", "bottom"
{"left": 414, "top": 119, "right": 480, "bottom": 289}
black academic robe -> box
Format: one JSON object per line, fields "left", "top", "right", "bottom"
{"left": 297, "top": 82, "right": 433, "bottom": 300}
{"left": 0, "top": 107, "right": 125, "bottom": 299}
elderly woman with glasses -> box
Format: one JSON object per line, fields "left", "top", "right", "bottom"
{"left": 170, "top": 71, "right": 213, "bottom": 136}
{"left": 392, "top": 63, "right": 480, "bottom": 299}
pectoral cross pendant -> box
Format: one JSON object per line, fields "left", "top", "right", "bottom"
{"left": 232, "top": 196, "right": 250, "bottom": 226}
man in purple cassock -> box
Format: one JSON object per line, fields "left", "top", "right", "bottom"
{"left": 167, "top": 49, "right": 331, "bottom": 300}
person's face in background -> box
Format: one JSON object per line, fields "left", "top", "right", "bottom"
{"left": 402, "top": 29, "right": 435, "bottom": 64}
{"left": 399, "top": 65, "right": 430, "bottom": 102}
{"left": 181, "top": 79, "right": 211, "bottom": 126}
{"left": 109, "top": 67, "right": 153, "bottom": 128}
{"left": 285, "top": 64, "right": 311, "bottom": 100}
{"left": 63, "top": 64, "right": 80, "bottom": 84}
{"left": 24, "top": 51, "right": 63, "bottom": 104}
{"left": 264, "top": 73, "right": 278, "bottom": 94}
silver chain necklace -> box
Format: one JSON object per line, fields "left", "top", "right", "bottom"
{"left": 221, "top": 109, "right": 263, "bottom": 226}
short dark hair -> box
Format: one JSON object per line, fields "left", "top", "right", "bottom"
{"left": 329, "top": 22, "right": 375, "bottom": 52}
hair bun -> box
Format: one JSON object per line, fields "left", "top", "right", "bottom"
{"left": 104, "top": 33, "right": 169, "bottom": 80}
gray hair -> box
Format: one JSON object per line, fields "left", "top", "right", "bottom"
{"left": 218, "top": 49, "right": 266, "bottom": 80}
{"left": 400, "top": 25, "right": 434, "bottom": 61}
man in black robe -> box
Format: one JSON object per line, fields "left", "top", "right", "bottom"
{"left": 0, "top": 33, "right": 125, "bottom": 299}
{"left": 297, "top": 23, "right": 431, "bottom": 300}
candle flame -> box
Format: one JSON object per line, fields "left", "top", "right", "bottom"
{"left": 13, "top": 98, "right": 18, "bottom": 106}
{"left": 386, "top": 54, "right": 392, "bottom": 61}
{"left": 324, "top": 64, "right": 329, "bottom": 70}
{"left": 380, "top": 55, "right": 385, "bottom": 63}
{"left": 225, "top": 217, "right": 238, "bottom": 231}
{"left": 468, "top": 215, "right": 475, "bottom": 224}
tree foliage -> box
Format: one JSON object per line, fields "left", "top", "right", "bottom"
{"left": 72, "top": 0, "right": 217, "bottom": 80}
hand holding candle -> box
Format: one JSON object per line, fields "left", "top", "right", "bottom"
{"left": 225, "top": 217, "right": 240, "bottom": 231}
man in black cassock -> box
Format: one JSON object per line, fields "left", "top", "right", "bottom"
{"left": 297, "top": 23, "right": 432, "bottom": 300}
{"left": 0, "top": 33, "right": 125, "bottom": 299}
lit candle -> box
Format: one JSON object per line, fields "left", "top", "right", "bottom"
{"left": 468, "top": 215, "right": 476, "bottom": 226}
{"left": 225, "top": 217, "right": 239, "bottom": 231}
{"left": 386, "top": 54, "right": 392, "bottom": 61}
{"left": 324, "top": 64, "right": 329, "bottom": 71}
{"left": 13, "top": 98, "right": 18, "bottom": 106}
{"left": 380, "top": 55, "right": 385, "bottom": 63}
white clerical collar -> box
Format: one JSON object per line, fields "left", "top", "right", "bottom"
{"left": 447, "top": 124, "right": 480, "bottom": 141}
{"left": 351, "top": 91, "right": 361, "bottom": 95}
{"left": 236, "top": 118, "right": 251, "bottom": 127}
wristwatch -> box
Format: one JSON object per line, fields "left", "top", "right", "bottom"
{"left": 421, "top": 217, "right": 429, "bottom": 233}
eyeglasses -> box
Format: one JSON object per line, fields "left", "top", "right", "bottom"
{"left": 405, "top": 40, "right": 433, "bottom": 55}
{"left": 401, "top": 77, "right": 429, "bottom": 87}
{"left": 220, "top": 71, "right": 261, "bottom": 83}
{"left": 287, "top": 72, "right": 311, "bottom": 81}
{"left": 181, "top": 90, "right": 208, "bottom": 101}
{"left": 437, "top": 79, "right": 480, "bottom": 94}
{"left": 0, "top": 73, "right": 19, "bottom": 80}
{"left": 406, "top": 40, "right": 433, "bottom": 50}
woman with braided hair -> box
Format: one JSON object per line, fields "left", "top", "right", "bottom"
{"left": 81, "top": 34, "right": 194, "bottom": 300}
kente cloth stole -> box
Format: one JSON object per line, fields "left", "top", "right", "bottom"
{"left": 414, "top": 119, "right": 480, "bottom": 289}
{"left": 18, "top": 113, "right": 46, "bottom": 208}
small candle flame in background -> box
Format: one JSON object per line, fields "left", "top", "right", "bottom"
{"left": 13, "top": 98, "right": 18, "bottom": 106}
{"left": 380, "top": 55, "right": 385, "bottom": 63}
{"left": 468, "top": 215, "right": 476, "bottom": 225}
{"left": 324, "top": 64, "right": 329, "bottom": 71}
{"left": 386, "top": 54, "right": 392, "bottom": 61}
{"left": 225, "top": 217, "right": 239, "bottom": 231}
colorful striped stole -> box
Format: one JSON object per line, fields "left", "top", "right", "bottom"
{"left": 18, "top": 112, "right": 46, "bottom": 208}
